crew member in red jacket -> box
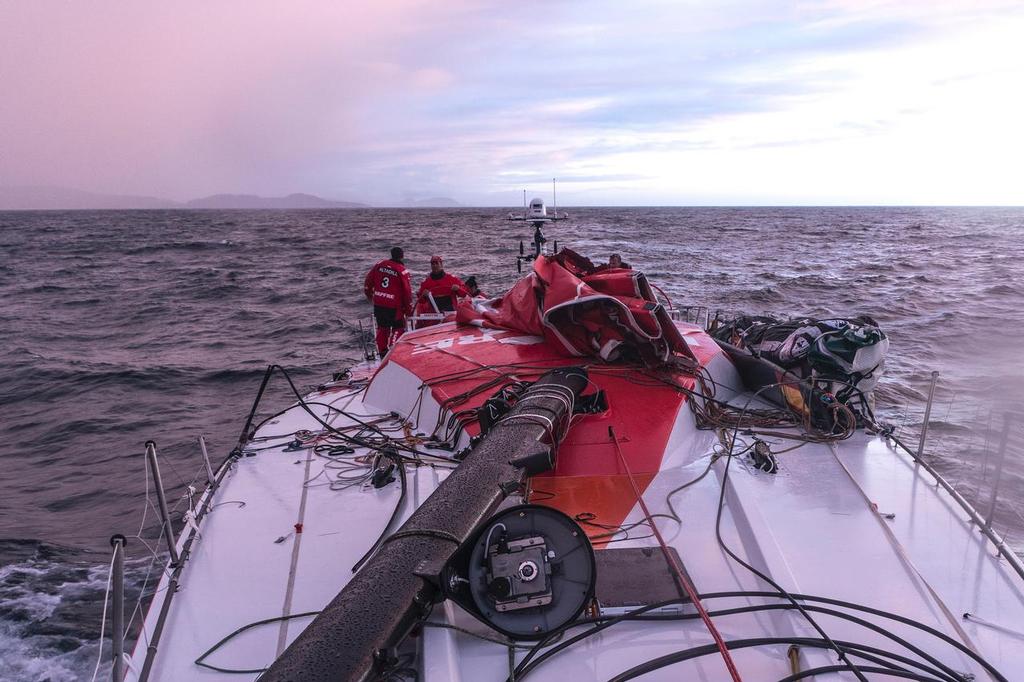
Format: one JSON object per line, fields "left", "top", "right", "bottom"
{"left": 364, "top": 246, "right": 413, "bottom": 355}
{"left": 417, "top": 255, "right": 467, "bottom": 315}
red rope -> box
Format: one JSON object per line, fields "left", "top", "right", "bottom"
{"left": 609, "top": 426, "right": 743, "bottom": 682}
{"left": 650, "top": 282, "right": 675, "bottom": 311}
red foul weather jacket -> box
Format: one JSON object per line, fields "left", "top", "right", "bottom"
{"left": 417, "top": 271, "right": 467, "bottom": 312}
{"left": 364, "top": 259, "right": 413, "bottom": 314}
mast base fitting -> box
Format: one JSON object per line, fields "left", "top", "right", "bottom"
{"left": 441, "top": 504, "right": 595, "bottom": 639}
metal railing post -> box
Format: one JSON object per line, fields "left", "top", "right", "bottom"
{"left": 109, "top": 534, "right": 126, "bottom": 681}
{"left": 198, "top": 435, "right": 215, "bottom": 487}
{"left": 916, "top": 371, "right": 940, "bottom": 460}
{"left": 887, "top": 427, "right": 1024, "bottom": 584}
{"left": 984, "top": 413, "right": 1013, "bottom": 532}
{"left": 144, "top": 441, "right": 180, "bottom": 566}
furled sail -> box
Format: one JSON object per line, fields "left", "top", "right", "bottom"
{"left": 457, "top": 249, "right": 694, "bottom": 366}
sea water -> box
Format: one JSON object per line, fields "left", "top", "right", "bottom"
{"left": 2, "top": 207, "right": 1022, "bottom": 680}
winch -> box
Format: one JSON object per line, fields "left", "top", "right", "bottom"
{"left": 485, "top": 531, "right": 552, "bottom": 610}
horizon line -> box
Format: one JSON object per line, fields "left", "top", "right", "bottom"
{"left": 3, "top": 204, "right": 1024, "bottom": 211}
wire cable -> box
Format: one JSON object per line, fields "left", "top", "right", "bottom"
{"left": 88, "top": 551, "right": 117, "bottom": 682}
{"left": 712, "top": 380, "right": 867, "bottom": 681}
{"left": 512, "top": 592, "right": 999, "bottom": 682}
{"left": 609, "top": 425, "right": 744, "bottom": 681}
{"left": 607, "top": 639, "right": 947, "bottom": 682}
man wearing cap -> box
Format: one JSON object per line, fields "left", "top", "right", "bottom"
{"left": 364, "top": 246, "right": 413, "bottom": 355}
{"left": 417, "top": 255, "right": 468, "bottom": 314}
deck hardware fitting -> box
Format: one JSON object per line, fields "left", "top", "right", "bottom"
{"left": 963, "top": 611, "right": 1024, "bottom": 639}
{"left": 787, "top": 644, "right": 800, "bottom": 675}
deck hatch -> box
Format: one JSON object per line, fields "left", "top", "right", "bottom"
{"left": 594, "top": 547, "right": 698, "bottom": 616}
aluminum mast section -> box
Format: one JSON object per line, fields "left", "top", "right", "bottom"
{"left": 261, "top": 367, "right": 589, "bottom": 682}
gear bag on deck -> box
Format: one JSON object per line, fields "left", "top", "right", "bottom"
{"left": 713, "top": 314, "right": 888, "bottom": 426}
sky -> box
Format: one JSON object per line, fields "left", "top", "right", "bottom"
{"left": 1, "top": 0, "right": 1023, "bottom": 206}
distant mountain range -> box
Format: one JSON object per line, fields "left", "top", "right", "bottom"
{"left": 0, "top": 186, "right": 373, "bottom": 210}
{"left": 185, "top": 193, "right": 367, "bottom": 209}
{"left": 0, "top": 186, "right": 177, "bottom": 210}
{"left": 406, "top": 197, "right": 462, "bottom": 207}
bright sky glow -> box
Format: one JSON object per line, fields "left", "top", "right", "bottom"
{"left": 1, "top": 0, "right": 1022, "bottom": 205}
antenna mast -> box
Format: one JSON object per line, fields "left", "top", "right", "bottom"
{"left": 552, "top": 178, "right": 557, "bottom": 215}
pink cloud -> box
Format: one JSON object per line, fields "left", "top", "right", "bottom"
{"left": 0, "top": 1, "right": 457, "bottom": 197}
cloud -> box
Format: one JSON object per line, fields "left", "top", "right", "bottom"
{"left": 1, "top": 0, "right": 1023, "bottom": 204}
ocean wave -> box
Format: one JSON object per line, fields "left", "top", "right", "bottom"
{"left": 20, "top": 284, "right": 73, "bottom": 294}
{"left": 984, "top": 283, "right": 1022, "bottom": 295}
{"left": 124, "top": 240, "right": 236, "bottom": 255}
{"left": 0, "top": 360, "right": 283, "bottom": 410}
{"left": 60, "top": 297, "right": 102, "bottom": 307}
{"left": 0, "top": 540, "right": 156, "bottom": 682}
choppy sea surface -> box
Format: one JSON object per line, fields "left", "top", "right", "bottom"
{"left": 1, "top": 207, "right": 1022, "bottom": 681}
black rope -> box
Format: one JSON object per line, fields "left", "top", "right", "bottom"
{"left": 351, "top": 451, "right": 408, "bottom": 573}
{"left": 509, "top": 588, "right": 1006, "bottom": 682}
{"left": 608, "top": 639, "right": 946, "bottom": 682}
{"left": 194, "top": 611, "right": 320, "bottom": 674}
{"left": 712, "top": 381, "right": 867, "bottom": 682}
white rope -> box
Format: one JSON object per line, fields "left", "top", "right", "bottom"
{"left": 89, "top": 550, "right": 117, "bottom": 682}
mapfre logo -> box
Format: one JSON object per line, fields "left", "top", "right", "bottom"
{"left": 410, "top": 329, "right": 543, "bottom": 355}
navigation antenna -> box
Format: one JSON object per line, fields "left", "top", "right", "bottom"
{"left": 552, "top": 177, "right": 557, "bottom": 216}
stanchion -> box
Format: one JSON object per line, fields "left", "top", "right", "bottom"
{"left": 144, "top": 441, "right": 179, "bottom": 565}
{"left": 916, "top": 370, "right": 940, "bottom": 460}
{"left": 109, "top": 534, "right": 127, "bottom": 681}
{"left": 984, "top": 413, "right": 1013, "bottom": 533}
{"left": 198, "top": 435, "right": 215, "bottom": 487}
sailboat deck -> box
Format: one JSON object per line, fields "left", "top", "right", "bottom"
{"left": 129, "top": 323, "right": 1024, "bottom": 681}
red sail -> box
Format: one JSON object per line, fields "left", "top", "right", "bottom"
{"left": 456, "top": 249, "right": 693, "bottom": 366}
